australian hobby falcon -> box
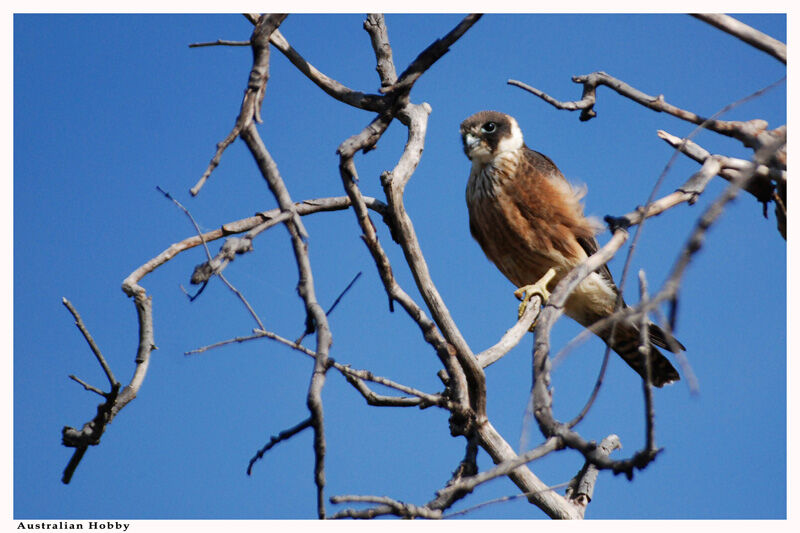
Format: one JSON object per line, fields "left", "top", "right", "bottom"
{"left": 460, "top": 110, "right": 682, "bottom": 387}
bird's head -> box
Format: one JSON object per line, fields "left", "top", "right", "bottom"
{"left": 460, "top": 111, "right": 524, "bottom": 164}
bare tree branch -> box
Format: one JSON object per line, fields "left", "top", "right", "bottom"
{"left": 656, "top": 132, "right": 786, "bottom": 327}
{"left": 341, "top": 376, "right": 431, "bottom": 408}
{"left": 191, "top": 14, "right": 288, "bottom": 196}
{"left": 61, "top": 13, "right": 784, "bottom": 519}
{"left": 269, "top": 29, "right": 387, "bottom": 112}
{"left": 564, "top": 435, "right": 621, "bottom": 517}
{"left": 155, "top": 185, "right": 270, "bottom": 328}
{"left": 189, "top": 196, "right": 387, "bottom": 286}
{"left": 434, "top": 436, "right": 561, "bottom": 507}
{"left": 692, "top": 13, "right": 786, "bottom": 64}
{"left": 530, "top": 229, "right": 669, "bottom": 479}
{"left": 509, "top": 70, "right": 785, "bottom": 153}
{"left": 338, "top": 365, "right": 449, "bottom": 409}
{"left": 383, "top": 103, "right": 487, "bottom": 421}
{"left": 657, "top": 129, "right": 779, "bottom": 208}
{"left": 475, "top": 421, "right": 582, "bottom": 519}
{"left": 119, "top": 196, "right": 379, "bottom": 294}
{"left": 61, "top": 282, "right": 153, "bottom": 484}
{"left": 476, "top": 294, "right": 541, "bottom": 368}
{"left": 443, "top": 481, "right": 573, "bottom": 518}
{"left": 336, "top": 115, "right": 471, "bottom": 410}
{"left": 536, "top": 77, "right": 788, "bottom": 433}
{"left": 507, "top": 79, "right": 592, "bottom": 112}
{"left": 364, "top": 14, "right": 397, "bottom": 87}
{"left": 187, "top": 322, "right": 449, "bottom": 412}
{"left": 424, "top": 434, "right": 480, "bottom": 512}
{"left": 604, "top": 155, "right": 724, "bottom": 229}
{"left": 381, "top": 14, "right": 482, "bottom": 95}
{"left": 529, "top": 131, "right": 786, "bottom": 480}
{"left": 331, "top": 495, "right": 442, "bottom": 519}
{"left": 240, "top": 121, "right": 332, "bottom": 518}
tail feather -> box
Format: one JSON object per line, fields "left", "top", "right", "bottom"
{"left": 647, "top": 322, "right": 686, "bottom": 352}
{"left": 602, "top": 321, "right": 681, "bottom": 387}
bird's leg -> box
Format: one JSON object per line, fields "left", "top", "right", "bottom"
{"left": 514, "top": 268, "right": 557, "bottom": 325}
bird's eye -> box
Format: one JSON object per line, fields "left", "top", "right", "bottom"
{"left": 481, "top": 122, "right": 497, "bottom": 133}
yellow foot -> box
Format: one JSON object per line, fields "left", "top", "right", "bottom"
{"left": 514, "top": 268, "right": 557, "bottom": 326}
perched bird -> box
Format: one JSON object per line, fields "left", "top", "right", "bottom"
{"left": 460, "top": 110, "right": 682, "bottom": 387}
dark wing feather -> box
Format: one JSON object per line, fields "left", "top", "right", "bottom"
{"left": 522, "top": 147, "right": 618, "bottom": 285}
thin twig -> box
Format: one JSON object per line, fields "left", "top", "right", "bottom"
{"left": 342, "top": 375, "right": 428, "bottom": 408}
{"left": 189, "top": 39, "right": 251, "bottom": 47}
{"left": 296, "top": 271, "right": 363, "bottom": 344}
{"left": 507, "top": 79, "right": 591, "bottom": 111}
{"left": 326, "top": 272, "right": 363, "bottom": 317}
{"left": 637, "top": 271, "right": 657, "bottom": 452}
{"left": 444, "top": 481, "right": 573, "bottom": 519}
{"left": 187, "top": 321, "right": 448, "bottom": 409}
{"left": 217, "top": 272, "right": 266, "bottom": 331}
{"left": 62, "top": 298, "right": 118, "bottom": 388}
{"left": 337, "top": 364, "right": 447, "bottom": 407}
{"left": 186, "top": 328, "right": 314, "bottom": 357}
{"left": 566, "top": 348, "right": 611, "bottom": 429}
{"left": 247, "top": 417, "right": 313, "bottom": 475}
{"left": 156, "top": 185, "right": 267, "bottom": 329}
{"left": 435, "top": 436, "right": 561, "bottom": 505}
{"left": 68, "top": 375, "right": 107, "bottom": 397}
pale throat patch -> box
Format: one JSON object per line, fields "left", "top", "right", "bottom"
{"left": 467, "top": 148, "right": 519, "bottom": 203}
{"left": 465, "top": 133, "right": 493, "bottom": 164}
{"left": 496, "top": 117, "right": 524, "bottom": 154}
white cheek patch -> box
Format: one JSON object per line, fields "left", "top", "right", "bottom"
{"left": 496, "top": 117, "right": 524, "bottom": 154}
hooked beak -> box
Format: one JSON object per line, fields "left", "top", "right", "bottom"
{"left": 462, "top": 133, "right": 480, "bottom": 157}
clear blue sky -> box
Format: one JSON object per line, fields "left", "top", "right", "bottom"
{"left": 13, "top": 13, "right": 787, "bottom": 520}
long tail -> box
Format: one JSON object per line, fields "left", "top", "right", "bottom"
{"left": 600, "top": 320, "right": 681, "bottom": 387}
